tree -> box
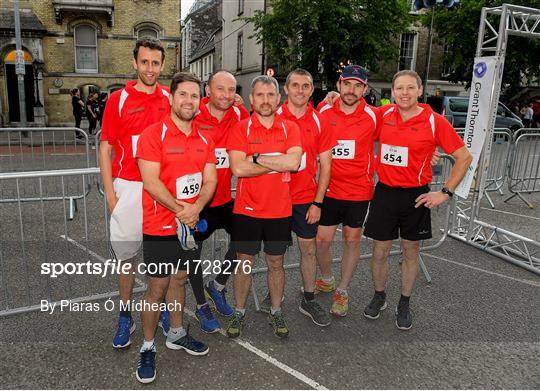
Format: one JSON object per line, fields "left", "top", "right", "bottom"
{"left": 244, "top": 0, "right": 412, "bottom": 86}
{"left": 425, "top": 0, "right": 540, "bottom": 98}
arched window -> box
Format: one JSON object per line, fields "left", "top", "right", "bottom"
{"left": 137, "top": 27, "right": 158, "bottom": 39}
{"left": 135, "top": 23, "right": 161, "bottom": 39}
{"left": 74, "top": 24, "right": 98, "bottom": 73}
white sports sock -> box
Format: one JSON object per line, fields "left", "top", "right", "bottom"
{"left": 213, "top": 280, "right": 225, "bottom": 291}
{"left": 140, "top": 340, "right": 155, "bottom": 352}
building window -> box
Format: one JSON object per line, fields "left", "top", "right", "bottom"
{"left": 137, "top": 27, "right": 158, "bottom": 39}
{"left": 236, "top": 33, "right": 243, "bottom": 71}
{"left": 74, "top": 24, "right": 98, "bottom": 73}
{"left": 238, "top": 0, "right": 245, "bottom": 15}
{"left": 398, "top": 33, "right": 417, "bottom": 71}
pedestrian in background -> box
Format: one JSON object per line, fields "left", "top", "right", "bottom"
{"left": 365, "top": 89, "right": 377, "bottom": 106}
{"left": 380, "top": 92, "right": 391, "bottom": 106}
{"left": 86, "top": 92, "right": 99, "bottom": 135}
{"left": 71, "top": 88, "right": 84, "bottom": 130}
{"left": 521, "top": 102, "right": 534, "bottom": 128}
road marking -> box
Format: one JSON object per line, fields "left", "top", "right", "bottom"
{"left": 480, "top": 207, "right": 540, "bottom": 221}
{"left": 62, "top": 235, "right": 327, "bottom": 390}
{"left": 421, "top": 252, "right": 540, "bottom": 287}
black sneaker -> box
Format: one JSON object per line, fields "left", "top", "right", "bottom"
{"left": 165, "top": 325, "right": 210, "bottom": 355}
{"left": 363, "top": 295, "right": 388, "bottom": 320}
{"left": 395, "top": 301, "right": 412, "bottom": 330}
{"left": 299, "top": 298, "right": 331, "bottom": 327}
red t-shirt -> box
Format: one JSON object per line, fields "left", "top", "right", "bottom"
{"left": 318, "top": 98, "right": 378, "bottom": 201}
{"left": 375, "top": 103, "right": 465, "bottom": 187}
{"left": 227, "top": 114, "right": 302, "bottom": 219}
{"left": 136, "top": 116, "right": 216, "bottom": 236}
{"left": 194, "top": 97, "right": 249, "bottom": 207}
{"left": 277, "top": 102, "right": 336, "bottom": 204}
{"left": 100, "top": 80, "right": 171, "bottom": 181}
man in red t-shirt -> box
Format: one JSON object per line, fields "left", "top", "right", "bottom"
{"left": 257, "top": 69, "right": 335, "bottom": 327}
{"left": 226, "top": 76, "right": 302, "bottom": 339}
{"left": 363, "top": 70, "right": 471, "bottom": 331}
{"left": 187, "top": 70, "right": 249, "bottom": 333}
{"left": 134, "top": 72, "right": 217, "bottom": 383}
{"left": 99, "top": 38, "right": 171, "bottom": 348}
{"left": 316, "top": 65, "right": 378, "bottom": 317}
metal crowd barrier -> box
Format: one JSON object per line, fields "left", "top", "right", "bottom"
{"left": 455, "top": 128, "right": 512, "bottom": 208}
{"left": 248, "top": 155, "right": 456, "bottom": 311}
{"left": 0, "top": 128, "right": 93, "bottom": 219}
{"left": 0, "top": 167, "right": 145, "bottom": 318}
{"left": 505, "top": 129, "right": 540, "bottom": 208}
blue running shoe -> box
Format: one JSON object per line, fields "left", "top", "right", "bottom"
{"left": 136, "top": 346, "right": 156, "bottom": 384}
{"left": 112, "top": 316, "right": 135, "bottom": 348}
{"left": 204, "top": 280, "right": 234, "bottom": 317}
{"left": 165, "top": 325, "right": 209, "bottom": 355}
{"left": 158, "top": 309, "right": 170, "bottom": 336}
{"left": 195, "top": 303, "right": 220, "bottom": 333}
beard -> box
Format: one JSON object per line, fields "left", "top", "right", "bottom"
{"left": 254, "top": 104, "right": 275, "bottom": 117}
{"left": 173, "top": 107, "right": 196, "bottom": 122}
{"left": 341, "top": 93, "right": 360, "bottom": 106}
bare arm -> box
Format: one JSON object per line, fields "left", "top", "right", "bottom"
{"left": 137, "top": 158, "right": 181, "bottom": 214}
{"left": 256, "top": 146, "right": 302, "bottom": 172}
{"left": 306, "top": 149, "right": 332, "bottom": 224}
{"left": 176, "top": 163, "right": 218, "bottom": 227}
{"left": 229, "top": 150, "right": 272, "bottom": 178}
{"left": 98, "top": 140, "right": 118, "bottom": 213}
{"left": 415, "top": 146, "right": 472, "bottom": 208}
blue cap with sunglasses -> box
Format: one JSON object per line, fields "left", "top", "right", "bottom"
{"left": 340, "top": 65, "right": 369, "bottom": 85}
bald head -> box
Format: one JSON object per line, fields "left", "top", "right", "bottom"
{"left": 205, "top": 70, "right": 237, "bottom": 111}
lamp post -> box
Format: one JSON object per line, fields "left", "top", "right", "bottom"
{"left": 32, "top": 58, "right": 44, "bottom": 108}
{"left": 413, "top": 0, "right": 459, "bottom": 102}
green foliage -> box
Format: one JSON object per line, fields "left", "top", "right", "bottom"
{"left": 244, "top": 0, "right": 412, "bottom": 85}
{"left": 424, "top": 0, "right": 540, "bottom": 97}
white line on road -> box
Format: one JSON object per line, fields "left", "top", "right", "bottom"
{"left": 421, "top": 252, "right": 540, "bottom": 287}
{"left": 480, "top": 207, "right": 540, "bottom": 221}
{"left": 61, "top": 235, "right": 327, "bottom": 390}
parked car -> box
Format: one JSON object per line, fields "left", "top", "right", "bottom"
{"left": 427, "top": 96, "right": 524, "bottom": 132}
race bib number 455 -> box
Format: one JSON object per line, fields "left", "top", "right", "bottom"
{"left": 332, "top": 140, "right": 355, "bottom": 159}
{"left": 381, "top": 144, "right": 408, "bottom": 167}
{"left": 176, "top": 172, "right": 202, "bottom": 199}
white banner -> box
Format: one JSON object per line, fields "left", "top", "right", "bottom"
{"left": 454, "top": 56, "right": 502, "bottom": 199}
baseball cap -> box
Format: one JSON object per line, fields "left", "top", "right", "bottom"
{"left": 340, "top": 65, "right": 368, "bottom": 84}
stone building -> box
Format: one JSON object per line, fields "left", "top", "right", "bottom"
{"left": 0, "top": 0, "right": 181, "bottom": 127}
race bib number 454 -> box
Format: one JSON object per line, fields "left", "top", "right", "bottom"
{"left": 332, "top": 140, "right": 355, "bottom": 159}
{"left": 176, "top": 172, "right": 202, "bottom": 199}
{"left": 380, "top": 144, "right": 408, "bottom": 167}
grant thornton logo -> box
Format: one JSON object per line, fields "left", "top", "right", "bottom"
{"left": 474, "top": 62, "right": 488, "bottom": 78}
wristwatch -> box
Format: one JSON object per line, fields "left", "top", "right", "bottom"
{"left": 441, "top": 187, "right": 454, "bottom": 197}
{"left": 252, "top": 153, "right": 260, "bottom": 164}
{"left": 311, "top": 201, "right": 323, "bottom": 208}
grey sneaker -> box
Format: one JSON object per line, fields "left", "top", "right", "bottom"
{"left": 363, "top": 294, "right": 388, "bottom": 320}
{"left": 395, "top": 301, "right": 412, "bottom": 330}
{"left": 299, "top": 298, "right": 331, "bottom": 327}
{"left": 258, "top": 292, "right": 284, "bottom": 314}
{"left": 268, "top": 310, "right": 289, "bottom": 338}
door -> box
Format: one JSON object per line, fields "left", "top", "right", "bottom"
{"left": 5, "top": 63, "right": 35, "bottom": 123}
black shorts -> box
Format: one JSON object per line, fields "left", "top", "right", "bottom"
{"left": 232, "top": 214, "right": 292, "bottom": 256}
{"left": 142, "top": 234, "right": 194, "bottom": 278}
{"left": 291, "top": 203, "right": 318, "bottom": 239}
{"left": 364, "top": 182, "right": 432, "bottom": 241}
{"left": 319, "top": 196, "right": 370, "bottom": 228}
{"left": 194, "top": 199, "right": 234, "bottom": 242}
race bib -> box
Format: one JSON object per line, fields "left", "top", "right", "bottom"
{"left": 380, "top": 144, "right": 408, "bottom": 167}
{"left": 215, "top": 148, "right": 229, "bottom": 169}
{"left": 298, "top": 152, "right": 307, "bottom": 171}
{"left": 176, "top": 172, "right": 202, "bottom": 199}
{"left": 332, "top": 140, "right": 355, "bottom": 159}
{"left": 131, "top": 135, "right": 140, "bottom": 158}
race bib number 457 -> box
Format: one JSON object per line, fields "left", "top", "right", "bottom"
{"left": 332, "top": 140, "right": 355, "bottom": 159}
{"left": 380, "top": 144, "right": 408, "bottom": 167}
{"left": 176, "top": 172, "right": 202, "bottom": 199}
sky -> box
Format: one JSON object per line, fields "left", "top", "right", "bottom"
{"left": 181, "top": 0, "right": 196, "bottom": 21}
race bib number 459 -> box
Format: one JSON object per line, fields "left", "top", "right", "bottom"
{"left": 332, "top": 140, "right": 355, "bottom": 160}
{"left": 176, "top": 172, "right": 202, "bottom": 199}
{"left": 381, "top": 144, "right": 408, "bottom": 167}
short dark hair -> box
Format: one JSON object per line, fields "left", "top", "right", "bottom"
{"left": 207, "top": 69, "right": 235, "bottom": 86}
{"left": 170, "top": 72, "right": 201, "bottom": 95}
{"left": 250, "top": 75, "right": 279, "bottom": 94}
{"left": 70, "top": 88, "right": 79, "bottom": 95}
{"left": 133, "top": 38, "right": 165, "bottom": 62}
{"left": 285, "top": 68, "right": 313, "bottom": 86}
{"left": 392, "top": 70, "right": 422, "bottom": 88}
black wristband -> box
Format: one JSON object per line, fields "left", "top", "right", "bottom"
{"left": 311, "top": 201, "right": 323, "bottom": 208}
{"left": 252, "top": 153, "right": 260, "bottom": 165}
{"left": 441, "top": 187, "right": 453, "bottom": 197}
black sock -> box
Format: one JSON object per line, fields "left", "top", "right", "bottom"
{"left": 375, "top": 290, "right": 386, "bottom": 300}
{"left": 188, "top": 262, "right": 206, "bottom": 306}
{"left": 303, "top": 291, "right": 315, "bottom": 302}
{"left": 399, "top": 294, "right": 410, "bottom": 304}
{"left": 215, "top": 246, "right": 236, "bottom": 286}
{"left": 120, "top": 309, "right": 131, "bottom": 318}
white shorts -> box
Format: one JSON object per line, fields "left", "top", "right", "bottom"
{"left": 110, "top": 178, "right": 143, "bottom": 260}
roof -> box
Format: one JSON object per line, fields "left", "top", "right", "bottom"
{"left": 0, "top": 8, "right": 46, "bottom": 33}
